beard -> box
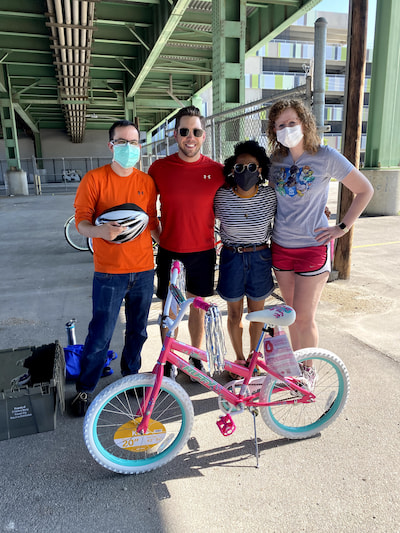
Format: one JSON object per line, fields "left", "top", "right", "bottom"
{"left": 178, "top": 142, "right": 202, "bottom": 159}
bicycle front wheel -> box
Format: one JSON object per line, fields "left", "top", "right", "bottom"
{"left": 83, "top": 374, "right": 194, "bottom": 474}
{"left": 64, "top": 215, "right": 89, "bottom": 251}
{"left": 260, "top": 348, "right": 350, "bottom": 439}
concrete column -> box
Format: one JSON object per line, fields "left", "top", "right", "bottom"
{"left": 6, "top": 169, "right": 29, "bottom": 196}
{"left": 363, "top": 169, "right": 400, "bottom": 216}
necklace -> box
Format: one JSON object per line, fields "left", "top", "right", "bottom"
{"left": 232, "top": 186, "right": 258, "bottom": 218}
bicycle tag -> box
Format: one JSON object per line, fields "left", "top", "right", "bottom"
{"left": 264, "top": 333, "right": 300, "bottom": 377}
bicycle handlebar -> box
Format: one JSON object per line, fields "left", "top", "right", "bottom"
{"left": 193, "top": 297, "right": 211, "bottom": 312}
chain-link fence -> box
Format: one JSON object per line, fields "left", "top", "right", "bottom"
{"left": 141, "top": 83, "right": 310, "bottom": 171}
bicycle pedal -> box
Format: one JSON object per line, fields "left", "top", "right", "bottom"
{"left": 216, "top": 414, "right": 236, "bottom": 436}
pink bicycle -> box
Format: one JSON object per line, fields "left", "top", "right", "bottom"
{"left": 83, "top": 261, "right": 350, "bottom": 474}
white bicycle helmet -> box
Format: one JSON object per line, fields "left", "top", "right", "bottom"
{"left": 95, "top": 203, "right": 149, "bottom": 243}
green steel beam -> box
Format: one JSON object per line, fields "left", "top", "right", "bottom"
{"left": 0, "top": 65, "right": 21, "bottom": 168}
{"left": 136, "top": 98, "right": 190, "bottom": 109}
{"left": 127, "top": 0, "right": 192, "bottom": 98}
{"left": 13, "top": 103, "right": 39, "bottom": 133}
{"left": 0, "top": 64, "right": 6, "bottom": 92}
{"left": 365, "top": 0, "right": 400, "bottom": 168}
{"left": 33, "top": 132, "right": 42, "bottom": 163}
{"left": 246, "top": 0, "right": 323, "bottom": 55}
{"left": 212, "top": 0, "right": 246, "bottom": 114}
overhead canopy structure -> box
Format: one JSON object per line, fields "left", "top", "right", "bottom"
{"left": 0, "top": 0, "right": 322, "bottom": 142}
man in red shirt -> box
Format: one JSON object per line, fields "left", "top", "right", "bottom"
{"left": 71, "top": 120, "right": 160, "bottom": 416}
{"left": 149, "top": 106, "right": 225, "bottom": 377}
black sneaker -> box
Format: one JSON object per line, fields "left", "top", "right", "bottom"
{"left": 189, "top": 357, "right": 206, "bottom": 382}
{"left": 71, "top": 391, "right": 92, "bottom": 417}
{"left": 164, "top": 362, "right": 177, "bottom": 380}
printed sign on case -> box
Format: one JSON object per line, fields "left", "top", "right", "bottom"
{"left": 264, "top": 334, "right": 300, "bottom": 377}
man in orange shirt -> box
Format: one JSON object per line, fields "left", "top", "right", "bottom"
{"left": 71, "top": 120, "right": 160, "bottom": 416}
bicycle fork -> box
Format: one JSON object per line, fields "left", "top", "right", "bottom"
{"left": 135, "top": 357, "right": 167, "bottom": 435}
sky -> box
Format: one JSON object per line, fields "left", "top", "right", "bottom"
{"left": 315, "top": 0, "right": 377, "bottom": 47}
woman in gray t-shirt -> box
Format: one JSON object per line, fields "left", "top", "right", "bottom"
{"left": 266, "top": 99, "right": 373, "bottom": 379}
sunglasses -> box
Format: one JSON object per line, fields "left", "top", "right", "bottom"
{"left": 233, "top": 163, "right": 259, "bottom": 173}
{"left": 178, "top": 127, "right": 204, "bottom": 138}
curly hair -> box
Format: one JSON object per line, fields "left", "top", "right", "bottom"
{"left": 223, "top": 140, "right": 271, "bottom": 188}
{"left": 266, "top": 99, "right": 320, "bottom": 158}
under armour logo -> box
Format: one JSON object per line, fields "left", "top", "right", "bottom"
{"left": 203, "top": 174, "right": 211, "bottom": 180}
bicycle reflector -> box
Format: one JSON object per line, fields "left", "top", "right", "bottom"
{"left": 95, "top": 203, "right": 149, "bottom": 243}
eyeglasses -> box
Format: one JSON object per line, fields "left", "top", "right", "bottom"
{"left": 233, "top": 163, "right": 259, "bottom": 174}
{"left": 177, "top": 128, "right": 204, "bottom": 138}
{"left": 111, "top": 139, "right": 139, "bottom": 146}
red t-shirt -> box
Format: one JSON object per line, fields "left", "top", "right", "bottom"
{"left": 74, "top": 164, "right": 158, "bottom": 274}
{"left": 149, "top": 153, "right": 225, "bottom": 253}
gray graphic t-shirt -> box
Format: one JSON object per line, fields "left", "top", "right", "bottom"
{"left": 269, "top": 145, "right": 354, "bottom": 248}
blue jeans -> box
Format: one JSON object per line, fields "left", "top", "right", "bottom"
{"left": 77, "top": 269, "right": 154, "bottom": 393}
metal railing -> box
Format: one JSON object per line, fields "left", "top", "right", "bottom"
{"left": 0, "top": 155, "right": 110, "bottom": 193}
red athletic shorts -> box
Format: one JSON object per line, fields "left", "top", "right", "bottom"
{"left": 271, "top": 242, "right": 331, "bottom": 276}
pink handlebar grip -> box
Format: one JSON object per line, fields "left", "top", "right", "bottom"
{"left": 193, "top": 297, "right": 211, "bottom": 312}
{"left": 172, "top": 260, "right": 181, "bottom": 273}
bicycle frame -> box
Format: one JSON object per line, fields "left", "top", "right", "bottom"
{"left": 136, "top": 263, "right": 315, "bottom": 435}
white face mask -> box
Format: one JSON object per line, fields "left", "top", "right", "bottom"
{"left": 276, "top": 124, "right": 304, "bottom": 148}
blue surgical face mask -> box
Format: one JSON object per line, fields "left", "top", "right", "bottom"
{"left": 113, "top": 144, "right": 140, "bottom": 169}
{"left": 233, "top": 169, "right": 260, "bottom": 191}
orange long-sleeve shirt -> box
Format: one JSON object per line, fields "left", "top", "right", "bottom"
{"left": 74, "top": 164, "right": 158, "bottom": 274}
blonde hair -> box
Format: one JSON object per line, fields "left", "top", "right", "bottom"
{"left": 267, "top": 99, "right": 320, "bottom": 158}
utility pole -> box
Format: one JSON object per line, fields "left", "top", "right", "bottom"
{"left": 333, "top": 0, "right": 368, "bottom": 279}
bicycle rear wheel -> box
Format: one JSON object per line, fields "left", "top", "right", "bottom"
{"left": 260, "top": 348, "right": 350, "bottom": 439}
{"left": 64, "top": 214, "right": 90, "bottom": 251}
{"left": 83, "top": 374, "right": 194, "bottom": 474}
{"left": 88, "top": 237, "right": 94, "bottom": 254}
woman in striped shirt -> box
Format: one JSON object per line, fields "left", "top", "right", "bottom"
{"left": 214, "top": 140, "right": 277, "bottom": 378}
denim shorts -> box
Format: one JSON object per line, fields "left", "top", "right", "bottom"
{"left": 216, "top": 246, "right": 274, "bottom": 302}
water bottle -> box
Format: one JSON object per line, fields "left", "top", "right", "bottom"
{"left": 65, "top": 319, "right": 77, "bottom": 345}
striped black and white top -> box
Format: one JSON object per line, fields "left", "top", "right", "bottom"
{"left": 214, "top": 185, "right": 277, "bottom": 246}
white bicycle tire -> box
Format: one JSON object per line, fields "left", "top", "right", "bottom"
{"left": 260, "top": 348, "right": 350, "bottom": 439}
{"left": 83, "top": 374, "right": 194, "bottom": 474}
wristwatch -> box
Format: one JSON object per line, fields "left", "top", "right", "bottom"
{"left": 338, "top": 222, "right": 349, "bottom": 233}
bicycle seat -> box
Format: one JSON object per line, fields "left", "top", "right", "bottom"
{"left": 245, "top": 305, "right": 296, "bottom": 326}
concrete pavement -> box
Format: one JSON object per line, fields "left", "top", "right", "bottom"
{"left": 0, "top": 185, "right": 399, "bottom": 533}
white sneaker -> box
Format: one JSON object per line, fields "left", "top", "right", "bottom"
{"left": 298, "top": 365, "right": 317, "bottom": 392}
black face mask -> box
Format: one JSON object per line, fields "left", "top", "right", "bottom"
{"left": 233, "top": 169, "right": 260, "bottom": 191}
